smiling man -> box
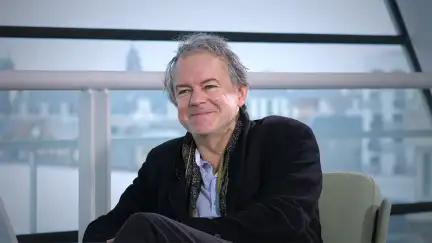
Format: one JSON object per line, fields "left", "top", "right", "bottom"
{"left": 83, "top": 33, "right": 323, "bottom": 243}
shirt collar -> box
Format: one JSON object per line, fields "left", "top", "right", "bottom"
{"left": 195, "top": 149, "right": 204, "bottom": 167}
{"left": 195, "top": 149, "right": 219, "bottom": 176}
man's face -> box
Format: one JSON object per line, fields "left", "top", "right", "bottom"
{"left": 174, "top": 51, "right": 248, "bottom": 135}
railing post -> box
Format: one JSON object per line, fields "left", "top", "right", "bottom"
{"left": 28, "top": 151, "right": 37, "bottom": 233}
{"left": 78, "top": 90, "right": 95, "bottom": 242}
{"left": 93, "top": 90, "right": 111, "bottom": 219}
{"left": 78, "top": 89, "right": 111, "bottom": 242}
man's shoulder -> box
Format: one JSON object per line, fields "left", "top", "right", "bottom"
{"left": 249, "top": 115, "right": 320, "bottom": 166}
{"left": 140, "top": 136, "right": 184, "bottom": 173}
{"left": 252, "top": 115, "right": 314, "bottom": 136}
{"left": 149, "top": 136, "right": 184, "bottom": 158}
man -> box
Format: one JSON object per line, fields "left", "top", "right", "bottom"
{"left": 83, "top": 33, "right": 323, "bottom": 243}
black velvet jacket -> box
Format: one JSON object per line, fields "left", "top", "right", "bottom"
{"left": 83, "top": 114, "right": 323, "bottom": 243}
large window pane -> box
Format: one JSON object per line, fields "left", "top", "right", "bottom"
{"left": 0, "top": 90, "right": 79, "bottom": 234}
{"left": 0, "top": 38, "right": 410, "bottom": 72}
{"left": 110, "top": 88, "right": 432, "bottom": 208}
{"left": 0, "top": 0, "right": 397, "bottom": 35}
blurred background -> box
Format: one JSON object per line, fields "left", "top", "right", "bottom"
{"left": 0, "top": 0, "right": 431, "bottom": 242}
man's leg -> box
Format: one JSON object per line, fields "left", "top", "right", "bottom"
{"left": 113, "top": 213, "right": 229, "bottom": 243}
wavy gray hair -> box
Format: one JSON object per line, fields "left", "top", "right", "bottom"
{"left": 163, "top": 33, "right": 249, "bottom": 105}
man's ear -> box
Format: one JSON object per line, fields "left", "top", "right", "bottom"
{"left": 237, "top": 85, "right": 249, "bottom": 107}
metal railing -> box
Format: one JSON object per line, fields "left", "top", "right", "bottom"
{"left": 1, "top": 71, "right": 431, "bottom": 90}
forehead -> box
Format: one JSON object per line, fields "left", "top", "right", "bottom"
{"left": 175, "top": 51, "right": 230, "bottom": 84}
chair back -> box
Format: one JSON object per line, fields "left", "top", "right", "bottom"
{"left": 319, "top": 172, "right": 391, "bottom": 243}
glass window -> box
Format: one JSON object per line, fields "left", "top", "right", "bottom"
{"left": 0, "top": 90, "right": 79, "bottom": 234}
{"left": 0, "top": 38, "right": 411, "bottom": 72}
{"left": 0, "top": 0, "right": 397, "bottom": 35}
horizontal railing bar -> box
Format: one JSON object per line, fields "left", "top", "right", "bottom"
{"left": 0, "top": 129, "right": 431, "bottom": 149}
{"left": 0, "top": 71, "right": 431, "bottom": 90}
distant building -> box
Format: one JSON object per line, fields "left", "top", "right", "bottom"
{"left": 0, "top": 56, "right": 15, "bottom": 139}
{"left": 0, "top": 56, "right": 15, "bottom": 115}
{"left": 126, "top": 45, "right": 142, "bottom": 71}
{"left": 0, "top": 55, "right": 14, "bottom": 70}
{"left": 311, "top": 116, "right": 363, "bottom": 172}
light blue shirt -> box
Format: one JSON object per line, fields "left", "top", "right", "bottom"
{"left": 193, "top": 149, "right": 221, "bottom": 218}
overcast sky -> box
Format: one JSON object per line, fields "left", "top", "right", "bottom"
{"left": 0, "top": 0, "right": 410, "bottom": 72}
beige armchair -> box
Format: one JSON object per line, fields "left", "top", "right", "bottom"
{"left": 319, "top": 172, "right": 392, "bottom": 243}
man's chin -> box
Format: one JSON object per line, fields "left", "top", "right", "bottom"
{"left": 188, "top": 126, "right": 216, "bottom": 136}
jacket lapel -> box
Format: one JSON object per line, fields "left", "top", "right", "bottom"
{"left": 167, "top": 144, "right": 189, "bottom": 221}
{"left": 225, "top": 113, "right": 253, "bottom": 214}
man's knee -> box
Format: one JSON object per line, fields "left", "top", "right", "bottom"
{"left": 115, "top": 213, "right": 163, "bottom": 242}
{"left": 125, "top": 212, "right": 164, "bottom": 226}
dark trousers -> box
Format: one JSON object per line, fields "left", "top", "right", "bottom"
{"left": 113, "top": 213, "right": 229, "bottom": 243}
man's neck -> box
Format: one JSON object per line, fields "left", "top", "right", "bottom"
{"left": 193, "top": 121, "right": 236, "bottom": 170}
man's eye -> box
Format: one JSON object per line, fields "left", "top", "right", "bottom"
{"left": 205, "top": 85, "right": 217, "bottom": 89}
{"left": 178, "top": 90, "right": 190, "bottom": 95}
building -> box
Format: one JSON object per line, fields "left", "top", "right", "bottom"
{"left": 0, "top": 56, "right": 14, "bottom": 116}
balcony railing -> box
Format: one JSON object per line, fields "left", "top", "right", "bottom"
{"left": 1, "top": 71, "right": 431, "bottom": 90}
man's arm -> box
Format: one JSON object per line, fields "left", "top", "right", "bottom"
{"left": 183, "top": 117, "right": 323, "bottom": 242}
{"left": 82, "top": 149, "right": 160, "bottom": 242}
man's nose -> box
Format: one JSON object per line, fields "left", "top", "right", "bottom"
{"left": 189, "top": 89, "right": 207, "bottom": 106}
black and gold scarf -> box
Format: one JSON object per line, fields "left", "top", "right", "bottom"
{"left": 182, "top": 109, "right": 245, "bottom": 217}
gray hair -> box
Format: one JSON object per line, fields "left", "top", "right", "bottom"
{"left": 163, "top": 33, "right": 249, "bottom": 105}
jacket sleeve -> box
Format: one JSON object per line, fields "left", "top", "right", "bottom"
{"left": 82, "top": 149, "right": 159, "bottom": 243}
{"left": 182, "top": 118, "right": 323, "bottom": 243}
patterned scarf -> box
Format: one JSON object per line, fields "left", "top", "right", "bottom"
{"left": 182, "top": 110, "right": 245, "bottom": 217}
